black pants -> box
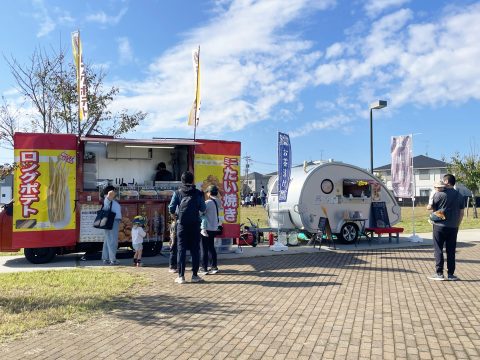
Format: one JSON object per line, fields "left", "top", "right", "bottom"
{"left": 432, "top": 225, "right": 458, "bottom": 275}
{"left": 177, "top": 223, "right": 200, "bottom": 278}
{"left": 201, "top": 231, "right": 218, "bottom": 270}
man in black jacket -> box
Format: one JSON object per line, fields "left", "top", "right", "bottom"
{"left": 168, "top": 171, "right": 206, "bottom": 284}
{"left": 428, "top": 174, "right": 464, "bottom": 281}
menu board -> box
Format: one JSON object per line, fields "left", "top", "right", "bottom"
{"left": 370, "top": 202, "right": 390, "bottom": 228}
{"left": 79, "top": 204, "right": 104, "bottom": 242}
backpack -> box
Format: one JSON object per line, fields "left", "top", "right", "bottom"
{"left": 176, "top": 190, "right": 200, "bottom": 225}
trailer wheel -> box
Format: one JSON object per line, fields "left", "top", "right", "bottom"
{"left": 339, "top": 223, "right": 359, "bottom": 243}
{"left": 24, "top": 247, "right": 57, "bottom": 264}
{"left": 142, "top": 242, "right": 162, "bottom": 257}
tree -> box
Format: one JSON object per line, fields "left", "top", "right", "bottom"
{"left": 447, "top": 152, "right": 480, "bottom": 218}
{"left": 3, "top": 46, "right": 146, "bottom": 144}
{"left": 0, "top": 96, "right": 23, "bottom": 149}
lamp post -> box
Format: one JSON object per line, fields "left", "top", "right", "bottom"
{"left": 369, "top": 100, "right": 387, "bottom": 174}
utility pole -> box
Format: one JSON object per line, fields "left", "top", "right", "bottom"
{"left": 242, "top": 155, "right": 251, "bottom": 197}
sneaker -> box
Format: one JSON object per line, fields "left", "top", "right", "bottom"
{"left": 191, "top": 275, "right": 204, "bottom": 283}
{"left": 168, "top": 268, "right": 178, "bottom": 273}
{"left": 136, "top": 260, "right": 142, "bottom": 267}
{"left": 174, "top": 276, "right": 186, "bottom": 284}
{"left": 110, "top": 261, "right": 120, "bottom": 266}
{"left": 447, "top": 274, "right": 459, "bottom": 281}
{"left": 198, "top": 268, "right": 209, "bottom": 275}
{"left": 208, "top": 267, "right": 219, "bottom": 275}
{"left": 102, "top": 260, "right": 110, "bottom": 265}
{"left": 428, "top": 273, "right": 444, "bottom": 281}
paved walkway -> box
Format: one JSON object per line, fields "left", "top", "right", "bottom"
{"left": 1, "top": 231, "right": 480, "bottom": 359}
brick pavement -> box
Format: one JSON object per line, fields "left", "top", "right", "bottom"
{"left": 1, "top": 242, "right": 480, "bottom": 359}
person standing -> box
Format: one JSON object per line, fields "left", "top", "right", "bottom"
{"left": 131, "top": 216, "right": 146, "bottom": 267}
{"left": 155, "top": 162, "right": 173, "bottom": 181}
{"left": 101, "top": 186, "right": 122, "bottom": 265}
{"left": 428, "top": 174, "right": 464, "bottom": 281}
{"left": 200, "top": 185, "right": 221, "bottom": 275}
{"left": 260, "top": 186, "right": 267, "bottom": 208}
{"left": 168, "top": 171, "right": 206, "bottom": 284}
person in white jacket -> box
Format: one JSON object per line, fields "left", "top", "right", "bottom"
{"left": 199, "top": 185, "right": 222, "bottom": 275}
{"left": 131, "top": 216, "right": 147, "bottom": 267}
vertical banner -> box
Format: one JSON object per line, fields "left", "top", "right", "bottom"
{"left": 278, "top": 132, "right": 291, "bottom": 203}
{"left": 72, "top": 31, "right": 88, "bottom": 121}
{"left": 391, "top": 135, "right": 413, "bottom": 197}
{"left": 188, "top": 46, "right": 201, "bottom": 126}
{"left": 12, "top": 133, "right": 77, "bottom": 248}
{"left": 195, "top": 140, "right": 241, "bottom": 238}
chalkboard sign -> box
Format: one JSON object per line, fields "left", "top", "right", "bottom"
{"left": 370, "top": 202, "right": 390, "bottom": 228}
{"left": 318, "top": 217, "right": 328, "bottom": 232}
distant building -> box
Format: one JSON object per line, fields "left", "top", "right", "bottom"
{"left": 0, "top": 174, "right": 13, "bottom": 205}
{"left": 240, "top": 171, "right": 270, "bottom": 195}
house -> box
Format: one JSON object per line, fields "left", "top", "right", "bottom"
{"left": 240, "top": 171, "right": 270, "bottom": 196}
{"left": 374, "top": 155, "right": 463, "bottom": 198}
{"left": 0, "top": 174, "right": 13, "bottom": 205}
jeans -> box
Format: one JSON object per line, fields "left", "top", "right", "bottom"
{"left": 102, "top": 219, "right": 120, "bottom": 262}
{"left": 169, "top": 239, "right": 178, "bottom": 269}
{"left": 201, "top": 231, "right": 218, "bottom": 270}
{"left": 432, "top": 225, "right": 458, "bottom": 275}
{"left": 176, "top": 222, "right": 200, "bottom": 278}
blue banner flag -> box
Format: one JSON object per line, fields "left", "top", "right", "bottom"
{"left": 278, "top": 132, "right": 291, "bottom": 203}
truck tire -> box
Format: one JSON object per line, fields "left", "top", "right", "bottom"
{"left": 24, "top": 247, "right": 57, "bottom": 264}
{"left": 339, "top": 223, "right": 359, "bottom": 243}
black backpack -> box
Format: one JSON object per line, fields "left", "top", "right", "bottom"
{"left": 177, "top": 190, "right": 200, "bottom": 225}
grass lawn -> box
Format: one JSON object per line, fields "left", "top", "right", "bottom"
{"left": 0, "top": 268, "right": 143, "bottom": 341}
{"left": 240, "top": 204, "right": 480, "bottom": 234}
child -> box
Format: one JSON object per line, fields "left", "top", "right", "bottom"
{"left": 131, "top": 216, "right": 146, "bottom": 267}
{"left": 427, "top": 181, "right": 445, "bottom": 224}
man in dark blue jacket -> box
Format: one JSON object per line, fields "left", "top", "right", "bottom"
{"left": 428, "top": 174, "right": 464, "bottom": 281}
{"left": 168, "top": 171, "right": 206, "bottom": 284}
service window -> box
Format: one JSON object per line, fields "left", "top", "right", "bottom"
{"left": 343, "top": 179, "right": 371, "bottom": 198}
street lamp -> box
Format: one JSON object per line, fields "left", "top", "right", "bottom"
{"left": 369, "top": 100, "right": 387, "bottom": 174}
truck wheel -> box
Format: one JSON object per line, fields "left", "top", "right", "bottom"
{"left": 340, "top": 223, "right": 359, "bottom": 243}
{"left": 142, "top": 242, "right": 162, "bottom": 257}
{"left": 24, "top": 247, "right": 57, "bottom": 264}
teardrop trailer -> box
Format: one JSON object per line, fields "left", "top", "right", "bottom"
{"left": 266, "top": 161, "right": 402, "bottom": 243}
{"left": 0, "top": 132, "right": 241, "bottom": 263}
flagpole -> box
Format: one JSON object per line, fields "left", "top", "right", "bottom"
{"left": 76, "top": 29, "right": 81, "bottom": 135}
{"left": 409, "top": 133, "right": 422, "bottom": 242}
{"left": 193, "top": 45, "right": 200, "bottom": 142}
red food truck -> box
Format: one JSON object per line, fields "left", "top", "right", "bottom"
{"left": 0, "top": 133, "right": 241, "bottom": 263}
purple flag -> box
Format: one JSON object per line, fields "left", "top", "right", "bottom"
{"left": 391, "top": 135, "right": 413, "bottom": 197}
{"left": 278, "top": 132, "right": 291, "bottom": 203}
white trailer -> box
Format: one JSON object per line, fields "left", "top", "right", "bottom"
{"left": 267, "top": 161, "right": 401, "bottom": 243}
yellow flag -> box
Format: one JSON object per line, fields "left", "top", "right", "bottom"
{"left": 188, "top": 46, "right": 201, "bottom": 126}
{"left": 71, "top": 31, "right": 88, "bottom": 121}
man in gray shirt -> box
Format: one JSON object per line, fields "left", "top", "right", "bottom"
{"left": 428, "top": 174, "right": 464, "bottom": 281}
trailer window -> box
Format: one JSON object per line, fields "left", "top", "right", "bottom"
{"left": 343, "top": 180, "right": 371, "bottom": 198}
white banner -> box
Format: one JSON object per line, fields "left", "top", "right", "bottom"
{"left": 391, "top": 135, "right": 413, "bottom": 197}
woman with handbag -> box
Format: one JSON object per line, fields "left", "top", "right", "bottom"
{"left": 101, "top": 186, "right": 122, "bottom": 265}
{"left": 199, "top": 185, "right": 222, "bottom": 275}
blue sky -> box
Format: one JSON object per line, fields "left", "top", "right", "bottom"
{"left": 1, "top": 0, "right": 480, "bottom": 175}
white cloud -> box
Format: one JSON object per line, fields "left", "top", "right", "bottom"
{"left": 290, "top": 114, "right": 352, "bottom": 137}
{"left": 86, "top": 8, "right": 127, "bottom": 26}
{"left": 364, "top": 0, "right": 410, "bottom": 17}
{"left": 111, "top": 0, "right": 336, "bottom": 136}
{"left": 32, "top": 0, "right": 55, "bottom": 37}
{"left": 117, "top": 37, "right": 134, "bottom": 64}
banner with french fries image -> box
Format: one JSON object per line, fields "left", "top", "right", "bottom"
{"left": 13, "top": 148, "right": 76, "bottom": 232}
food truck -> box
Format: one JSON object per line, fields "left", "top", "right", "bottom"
{"left": 267, "top": 161, "right": 401, "bottom": 243}
{"left": 0, "top": 133, "right": 241, "bottom": 263}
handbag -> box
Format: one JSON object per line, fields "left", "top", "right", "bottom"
{"left": 213, "top": 199, "right": 223, "bottom": 235}
{"left": 93, "top": 201, "right": 116, "bottom": 230}
{"left": 429, "top": 209, "right": 446, "bottom": 222}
